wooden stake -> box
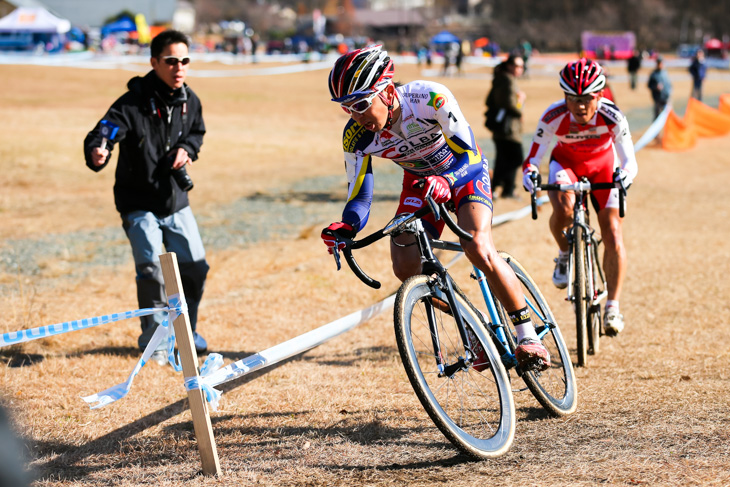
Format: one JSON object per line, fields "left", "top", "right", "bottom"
{"left": 159, "top": 252, "right": 221, "bottom": 477}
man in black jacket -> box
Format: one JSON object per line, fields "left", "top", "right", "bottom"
{"left": 485, "top": 54, "right": 526, "bottom": 199}
{"left": 84, "top": 30, "right": 209, "bottom": 353}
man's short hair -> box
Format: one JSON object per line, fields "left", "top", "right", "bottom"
{"left": 150, "top": 30, "right": 189, "bottom": 58}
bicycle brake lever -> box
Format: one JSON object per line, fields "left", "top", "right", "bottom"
{"left": 332, "top": 247, "right": 342, "bottom": 271}
{"left": 425, "top": 194, "right": 441, "bottom": 221}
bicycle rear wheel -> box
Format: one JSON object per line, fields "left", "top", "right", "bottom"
{"left": 496, "top": 252, "right": 578, "bottom": 416}
{"left": 573, "top": 226, "right": 589, "bottom": 367}
{"left": 394, "top": 274, "right": 515, "bottom": 459}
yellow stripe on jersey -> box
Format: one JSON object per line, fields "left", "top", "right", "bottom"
{"left": 347, "top": 154, "right": 371, "bottom": 203}
{"left": 444, "top": 134, "right": 482, "bottom": 165}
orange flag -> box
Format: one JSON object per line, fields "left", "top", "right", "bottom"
{"left": 683, "top": 97, "right": 730, "bottom": 137}
{"left": 662, "top": 109, "right": 697, "bottom": 151}
{"left": 720, "top": 94, "right": 730, "bottom": 115}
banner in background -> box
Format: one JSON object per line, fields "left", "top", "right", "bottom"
{"left": 134, "top": 14, "right": 151, "bottom": 45}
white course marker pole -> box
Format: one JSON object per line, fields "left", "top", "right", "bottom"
{"left": 159, "top": 252, "right": 221, "bottom": 477}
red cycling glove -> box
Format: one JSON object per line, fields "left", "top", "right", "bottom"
{"left": 321, "top": 221, "right": 355, "bottom": 254}
{"left": 414, "top": 175, "right": 451, "bottom": 204}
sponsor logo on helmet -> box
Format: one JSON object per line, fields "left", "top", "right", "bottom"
{"left": 428, "top": 92, "right": 448, "bottom": 110}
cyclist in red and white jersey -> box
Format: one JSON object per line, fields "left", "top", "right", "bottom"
{"left": 522, "top": 58, "right": 638, "bottom": 336}
{"left": 321, "top": 45, "right": 550, "bottom": 370}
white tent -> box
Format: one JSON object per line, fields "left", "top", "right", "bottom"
{"left": 0, "top": 6, "right": 71, "bottom": 34}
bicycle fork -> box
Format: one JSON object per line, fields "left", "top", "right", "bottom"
{"left": 424, "top": 276, "right": 478, "bottom": 378}
{"left": 568, "top": 219, "right": 607, "bottom": 311}
{"left": 411, "top": 221, "right": 479, "bottom": 377}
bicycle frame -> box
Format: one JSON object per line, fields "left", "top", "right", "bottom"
{"left": 564, "top": 187, "right": 608, "bottom": 316}
{"left": 335, "top": 195, "right": 577, "bottom": 423}
{"left": 471, "top": 267, "right": 553, "bottom": 372}
{"left": 403, "top": 217, "right": 483, "bottom": 376}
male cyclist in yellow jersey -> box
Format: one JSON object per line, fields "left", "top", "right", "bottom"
{"left": 522, "top": 58, "right": 638, "bottom": 336}
{"left": 320, "top": 45, "right": 550, "bottom": 371}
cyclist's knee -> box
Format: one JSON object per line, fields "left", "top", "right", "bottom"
{"left": 550, "top": 205, "right": 572, "bottom": 225}
{"left": 392, "top": 259, "right": 420, "bottom": 282}
{"left": 599, "top": 212, "right": 623, "bottom": 246}
{"left": 463, "top": 237, "right": 500, "bottom": 274}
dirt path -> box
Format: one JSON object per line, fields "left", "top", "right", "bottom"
{"left": 0, "top": 59, "right": 729, "bottom": 486}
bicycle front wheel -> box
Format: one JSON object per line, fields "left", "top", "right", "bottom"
{"left": 394, "top": 274, "right": 516, "bottom": 459}
{"left": 573, "top": 226, "right": 589, "bottom": 367}
{"left": 497, "top": 252, "right": 578, "bottom": 416}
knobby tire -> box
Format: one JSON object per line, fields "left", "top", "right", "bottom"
{"left": 394, "top": 274, "right": 516, "bottom": 459}
{"left": 573, "top": 226, "right": 589, "bottom": 367}
{"left": 495, "top": 252, "right": 578, "bottom": 416}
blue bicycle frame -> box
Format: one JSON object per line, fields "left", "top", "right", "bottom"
{"left": 471, "top": 266, "right": 551, "bottom": 371}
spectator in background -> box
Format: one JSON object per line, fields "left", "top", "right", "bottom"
{"left": 520, "top": 39, "right": 532, "bottom": 78}
{"left": 485, "top": 54, "right": 526, "bottom": 199}
{"left": 455, "top": 41, "right": 464, "bottom": 76}
{"left": 83, "top": 30, "right": 210, "bottom": 355}
{"left": 647, "top": 56, "right": 672, "bottom": 119}
{"left": 627, "top": 49, "right": 642, "bottom": 90}
{"left": 688, "top": 49, "right": 707, "bottom": 101}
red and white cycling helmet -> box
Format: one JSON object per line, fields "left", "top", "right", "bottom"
{"left": 559, "top": 58, "right": 606, "bottom": 95}
{"left": 328, "top": 45, "right": 394, "bottom": 103}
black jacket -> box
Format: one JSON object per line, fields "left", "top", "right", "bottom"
{"left": 485, "top": 64, "right": 523, "bottom": 143}
{"left": 84, "top": 71, "right": 205, "bottom": 216}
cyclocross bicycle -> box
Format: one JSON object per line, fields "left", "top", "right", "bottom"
{"left": 529, "top": 170, "right": 626, "bottom": 367}
{"left": 325, "top": 193, "right": 577, "bottom": 459}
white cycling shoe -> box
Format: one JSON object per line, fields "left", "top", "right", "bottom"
{"left": 552, "top": 255, "right": 569, "bottom": 289}
{"left": 604, "top": 309, "right": 625, "bottom": 336}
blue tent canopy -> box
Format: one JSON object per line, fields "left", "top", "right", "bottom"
{"left": 431, "top": 30, "right": 459, "bottom": 44}
{"left": 101, "top": 16, "right": 136, "bottom": 37}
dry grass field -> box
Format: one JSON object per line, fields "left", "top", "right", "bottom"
{"left": 1, "top": 55, "right": 729, "bottom": 486}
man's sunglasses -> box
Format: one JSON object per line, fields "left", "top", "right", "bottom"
{"left": 162, "top": 55, "right": 191, "bottom": 66}
{"left": 341, "top": 85, "right": 387, "bottom": 115}
{"left": 566, "top": 93, "right": 598, "bottom": 104}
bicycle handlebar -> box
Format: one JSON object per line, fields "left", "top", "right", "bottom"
{"left": 529, "top": 169, "right": 627, "bottom": 219}
{"left": 333, "top": 193, "right": 473, "bottom": 289}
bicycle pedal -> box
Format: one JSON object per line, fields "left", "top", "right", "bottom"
{"left": 519, "top": 357, "right": 549, "bottom": 373}
{"left": 528, "top": 358, "right": 549, "bottom": 372}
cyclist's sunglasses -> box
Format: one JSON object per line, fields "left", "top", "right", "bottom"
{"left": 566, "top": 93, "right": 598, "bottom": 104}
{"left": 341, "top": 85, "right": 387, "bottom": 115}
{"left": 162, "top": 55, "right": 191, "bottom": 66}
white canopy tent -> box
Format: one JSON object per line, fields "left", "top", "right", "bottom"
{"left": 0, "top": 6, "right": 71, "bottom": 34}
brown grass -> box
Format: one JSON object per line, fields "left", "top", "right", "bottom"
{"left": 1, "top": 58, "right": 729, "bottom": 486}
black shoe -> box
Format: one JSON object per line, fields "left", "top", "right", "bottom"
{"left": 192, "top": 332, "right": 208, "bottom": 353}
